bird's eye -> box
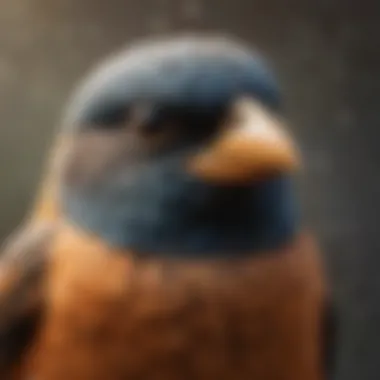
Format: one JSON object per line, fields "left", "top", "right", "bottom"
{"left": 128, "top": 103, "right": 170, "bottom": 134}
{"left": 127, "top": 103, "right": 228, "bottom": 147}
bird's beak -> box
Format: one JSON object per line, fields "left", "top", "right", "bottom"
{"left": 188, "top": 98, "right": 301, "bottom": 184}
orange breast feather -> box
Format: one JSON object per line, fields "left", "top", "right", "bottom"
{"left": 22, "top": 224, "right": 326, "bottom": 380}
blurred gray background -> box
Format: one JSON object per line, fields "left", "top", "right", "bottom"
{"left": 0, "top": 1, "right": 379, "bottom": 379}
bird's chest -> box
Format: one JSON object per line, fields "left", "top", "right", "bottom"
{"left": 26, "top": 231, "right": 325, "bottom": 380}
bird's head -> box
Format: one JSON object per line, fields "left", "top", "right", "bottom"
{"left": 52, "top": 35, "right": 301, "bottom": 256}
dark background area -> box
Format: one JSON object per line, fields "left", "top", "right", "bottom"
{"left": 0, "top": 1, "right": 379, "bottom": 379}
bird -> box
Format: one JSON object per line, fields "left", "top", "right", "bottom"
{"left": 0, "top": 34, "right": 336, "bottom": 380}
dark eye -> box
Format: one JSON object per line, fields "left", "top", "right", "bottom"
{"left": 133, "top": 103, "right": 170, "bottom": 133}
{"left": 146, "top": 104, "right": 224, "bottom": 142}
{"left": 130, "top": 102, "right": 229, "bottom": 143}
{"left": 179, "top": 104, "right": 228, "bottom": 138}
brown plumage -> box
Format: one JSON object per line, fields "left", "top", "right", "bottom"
{"left": 8, "top": 225, "right": 324, "bottom": 380}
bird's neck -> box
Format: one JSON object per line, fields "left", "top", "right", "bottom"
{"left": 62, "top": 168, "right": 299, "bottom": 257}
